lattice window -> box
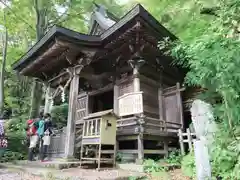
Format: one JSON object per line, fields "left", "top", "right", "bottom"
{"left": 76, "top": 95, "right": 88, "bottom": 122}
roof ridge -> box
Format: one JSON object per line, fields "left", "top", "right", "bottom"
{"left": 93, "top": 2, "right": 120, "bottom": 22}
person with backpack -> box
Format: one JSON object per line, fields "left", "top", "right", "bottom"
{"left": 26, "top": 119, "right": 38, "bottom": 161}
{"left": 40, "top": 113, "right": 53, "bottom": 162}
{"left": 26, "top": 112, "right": 43, "bottom": 161}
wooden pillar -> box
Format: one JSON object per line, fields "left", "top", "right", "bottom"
{"left": 158, "top": 88, "right": 166, "bottom": 131}
{"left": 176, "top": 82, "right": 184, "bottom": 129}
{"left": 113, "top": 84, "right": 119, "bottom": 115}
{"left": 64, "top": 70, "right": 80, "bottom": 159}
{"left": 164, "top": 140, "right": 169, "bottom": 158}
{"left": 134, "top": 68, "right": 143, "bottom": 162}
{"left": 129, "top": 57, "right": 145, "bottom": 163}
{"left": 133, "top": 68, "right": 140, "bottom": 92}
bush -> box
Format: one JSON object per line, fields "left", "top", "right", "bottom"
{"left": 3, "top": 116, "right": 28, "bottom": 159}
{"left": 165, "top": 150, "right": 182, "bottom": 166}
{"left": 210, "top": 125, "right": 240, "bottom": 179}
{"left": 0, "top": 150, "right": 26, "bottom": 163}
{"left": 143, "top": 159, "right": 166, "bottom": 173}
{"left": 181, "top": 151, "right": 196, "bottom": 178}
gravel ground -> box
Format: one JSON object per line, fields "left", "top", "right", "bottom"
{"left": 0, "top": 168, "right": 43, "bottom": 180}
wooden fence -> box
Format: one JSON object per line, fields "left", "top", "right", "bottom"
{"left": 48, "top": 127, "right": 66, "bottom": 159}
{"left": 178, "top": 128, "right": 196, "bottom": 155}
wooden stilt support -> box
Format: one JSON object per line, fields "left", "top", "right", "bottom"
{"left": 164, "top": 140, "right": 169, "bottom": 158}
{"left": 136, "top": 133, "right": 144, "bottom": 164}
{"left": 97, "top": 144, "right": 101, "bottom": 171}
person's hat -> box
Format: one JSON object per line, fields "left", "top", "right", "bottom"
{"left": 27, "top": 119, "right": 34, "bottom": 125}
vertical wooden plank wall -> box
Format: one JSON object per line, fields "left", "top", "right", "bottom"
{"left": 162, "top": 83, "right": 184, "bottom": 132}
{"left": 118, "top": 80, "right": 134, "bottom": 97}
{"left": 140, "top": 77, "right": 159, "bottom": 118}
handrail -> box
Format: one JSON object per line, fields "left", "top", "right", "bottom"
{"left": 117, "top": 91, "right": 143, "bottom": 100}
{"left": 145, "top": 116, "right": 165, "bottom": 123}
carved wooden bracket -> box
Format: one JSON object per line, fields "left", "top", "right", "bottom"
{"left": 128, "top": 56, "right": 145, "bottom": 76}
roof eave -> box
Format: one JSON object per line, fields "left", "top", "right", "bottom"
{"left": 12, "top": 25, "right": 102, "bottom": 72}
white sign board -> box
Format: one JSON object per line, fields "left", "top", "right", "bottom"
{"left": 118, "top": 92, "right": 143, "bottom": 117}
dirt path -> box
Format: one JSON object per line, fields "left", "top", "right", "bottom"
{"left": 145, "top": 169, "right": 191, "bottom": 180}
{"left": 0, "top": 168, "right": 43, "bottom": 180}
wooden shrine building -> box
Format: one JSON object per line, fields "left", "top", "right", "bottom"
{"left": 13, "top": 4, "right": 186, "bottom": 162}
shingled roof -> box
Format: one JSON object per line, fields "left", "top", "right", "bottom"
{"left": 12, "top": 4, "right": 180, "bottom": 82}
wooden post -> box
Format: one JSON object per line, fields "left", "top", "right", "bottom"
{"left": 97, "top": 144, "right": 101, "bottom": 171}
{"left": 176, "top": 83, "right": 184, "bottom": 129}
{"left": 187, "top": 128, "right": 193, "bottom": 152}
{"left": 129, "top": 57, "right": 145, "bottom": 163}
{"left": 133, "top": 68, "right": 140, "bottom": 92}
{"left": 64, "top": 69, "right": 80, "bottom": 159}
{"left": 113, "top": 84, "right": 119, "bottom": 115}
{"left": 164, "top": 140, "right": 169, "bottom": 158}
{"left": 158, "top": 88, "right": 166, "bottom": 131}
{"left": 113, "top": 140, "right": 118, "bottom": 167}
{"left": 137, "top": 133, "right": 144, "bottom": 163}
{"left": 178, "top": 129, "right": 185, "bottom": 155}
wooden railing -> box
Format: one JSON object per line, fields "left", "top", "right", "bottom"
{"left": 144, "top": 116, "right": 182, "bottom": 134}
{"left": 178, "top": 128, "right": 196, "bottom": 155}
{"left": 117, "top": 116, "right": 137, "bottom": 128}
{"left": 83, "top": 118, "right": 101, "bottom": 137}
{"left": 166, "top": 122, "right": 182, "bottom": 133}
{"left": 145, "top": 116, "right": 166, "bottom": 130}
{"left": 118, "top": 92, "right": 143, "bottom": 117}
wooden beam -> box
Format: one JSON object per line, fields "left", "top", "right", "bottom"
{"left": 88, "top": 83, "right": 113, "bottom": 96}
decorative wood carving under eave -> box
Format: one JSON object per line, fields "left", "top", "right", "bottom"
{"left": 19, "top": 41, "right": 67, "bottom": 75}
{"left": 21, "top": 39, "right": 98, "bottom": 80}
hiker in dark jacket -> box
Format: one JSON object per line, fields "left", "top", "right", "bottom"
{"left": 40, "top": 113, "right": 53, "bottom": 161}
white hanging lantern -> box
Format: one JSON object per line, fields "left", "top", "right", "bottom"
{"left": 61, "top": 90, "right": 65, "bottom": 103}
{"left": 49, "top": 98, "right": 54, "bottom": 112}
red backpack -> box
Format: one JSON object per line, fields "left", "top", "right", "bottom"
{"left": 27, "top": 119, "right": 37, "bottom": 136}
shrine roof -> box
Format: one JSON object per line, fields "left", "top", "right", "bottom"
{"left": 12, "top": 4, "right": 178, "bottom": 79}
{"left": 12, "top": 26, "right": 101, "bottom": 72}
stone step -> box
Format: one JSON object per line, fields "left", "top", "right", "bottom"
{"left": 0, "top": 162, "right": 146, "bottom": 180}
{"left": 9, "top": 160, "right": 80, "bottom": 170}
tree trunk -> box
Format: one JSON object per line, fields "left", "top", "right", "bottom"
{"left": 29, "top": 0, "right": 46, "bottom": 119}
{"left": 0, "top": 10, "right": 8, "bottom": 117}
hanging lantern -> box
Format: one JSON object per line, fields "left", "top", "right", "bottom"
{"left": 49, "top": 99, "right": 54, "bottom": 111}
{"left": 61, "top": 90, "right": 65, "bottom": 103}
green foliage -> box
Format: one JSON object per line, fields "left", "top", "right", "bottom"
{"left": 210, "top": 125, "right": 240, "bottom": 179}
{"left": 157, "top": 1, "right": 240, "bottom": 179}
{"left": 116, "top": 152, "right": 123, "bottom": 162}
{"left": 0, "top": 150, "right": 26, "bottom": 163}
{"left": 135, "top": 0, "right": 215, "bottom": 42}
{"left": 165, "top": 150, "right": 182, "bottom": 166}
{"left": 143, "top": 159, "right": 166, "bottom": 173}
{"left": 51, "top": 103, "right": 68, "bottom": 129}
{"left": 3, "top": 116, "right": 29, "bottom": 160}
{"left": 181, "top": 151, "right": 196, "bottom": 178}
